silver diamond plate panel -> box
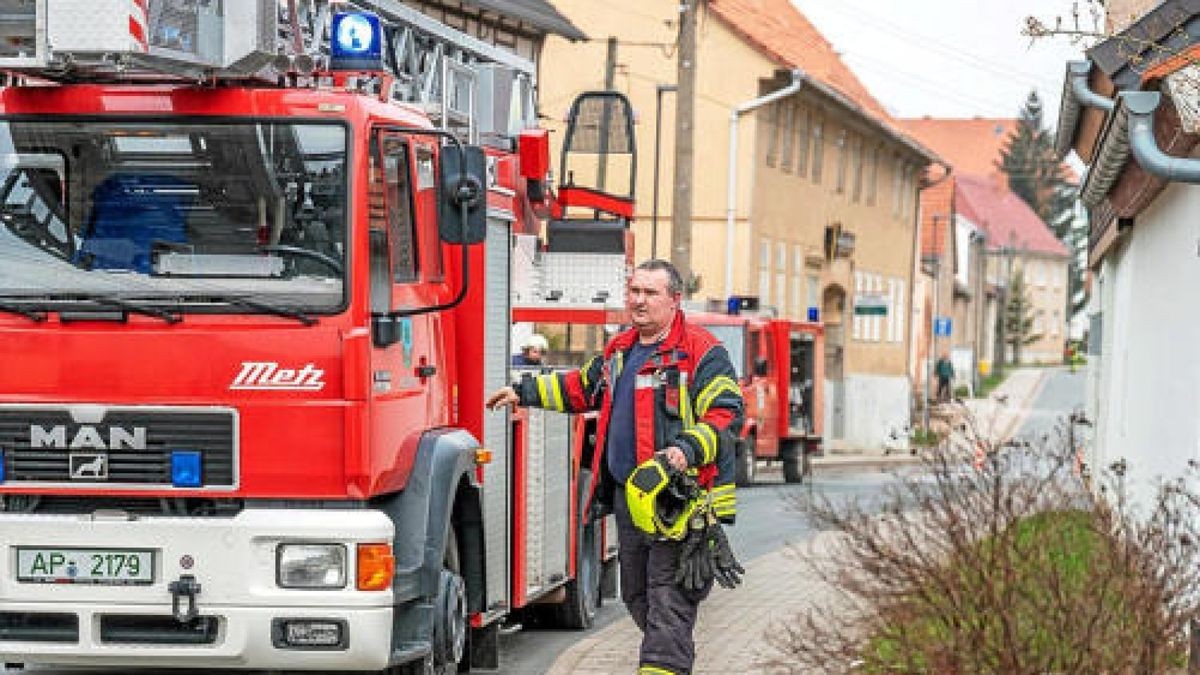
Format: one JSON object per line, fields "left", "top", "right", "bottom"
{"left": 481, "top": 218, "right": 511, "bottom": 614}
{"left": 541, "top": 410, "right": 570, "bottom": 582}
{"left": 524, "top": 408, "right": 546, "bottom": 593}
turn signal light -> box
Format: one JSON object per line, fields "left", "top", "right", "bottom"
{"left": 356, "top": 543, "right": 394, "bottom": 591}
{"left": 475, "top": 448, "right": 493, "bottom": 465}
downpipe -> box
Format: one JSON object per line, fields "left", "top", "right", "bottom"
{"left": 1125, "top": 91, "right": 1200, "bottom": 184}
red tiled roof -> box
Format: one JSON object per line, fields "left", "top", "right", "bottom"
{"left": 919, "top": 178, "right": 955, "bottom": 258}
{"left": 955, "top": 174, "right": 1068, "bottom": 257}
{"left": 707, "top": 0, "right": 891, "bottom": 122}
{"left": 894, "top": 117, "right": 1017, "bottom": 178}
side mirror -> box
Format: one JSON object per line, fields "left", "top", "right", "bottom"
{"left": 438, "top": 144, "right": 488, "bottom": 244}
{"left": 754, "top": 357, "right": 769, "bottom": 377}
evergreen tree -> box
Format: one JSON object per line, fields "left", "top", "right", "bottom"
{"left": 1000, "top": 91, "right": 1087, "bottom": 315}
{"left": 1004, "top": 268, "right": 1042, "bottom": 365}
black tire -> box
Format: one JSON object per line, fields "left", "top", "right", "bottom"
{"left": 554, "top": 469, "right": 600, "bottom": 629}
{"left": 394, "top": 530, "right": 468, "bottom": 675}
{"left": 782, "top": 442, "right": 805, "bottom": 484}
{"left": 735, "top": 435, "right": 757, "bottom": 486}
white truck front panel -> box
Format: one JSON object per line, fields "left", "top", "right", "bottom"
{"left": 0, "top": 507, "right": 398, "bottom": 670}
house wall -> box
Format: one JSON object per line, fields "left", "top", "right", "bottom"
{"left": 538, "top": 0, "right": 775, "bottom": 285}
{"left": 1090, "top": 183, "right": 1200, "bottom": 511}
{"left": 751, "top": 90, "right": 925, "bottom": 450}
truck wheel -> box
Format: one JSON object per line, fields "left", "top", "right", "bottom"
{"left": 554, "top": 469, "right": 600, "bottom": 629}
{"left": 782, "top": 443, "right": 805, "bottom": 484}
{"left": 431, "top": 528, "right": 468, "bottom": 673}
{"left": 735, "top": 435, "right": 757, "bottom": 486}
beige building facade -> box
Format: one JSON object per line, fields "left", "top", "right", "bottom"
{"left": 539, "top": 0, "right": 935, "bottom": 450}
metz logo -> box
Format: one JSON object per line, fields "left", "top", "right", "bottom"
{"left": 230, "top": 361, "right": 326, "bottom": 391}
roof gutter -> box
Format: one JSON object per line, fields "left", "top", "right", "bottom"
{"left": 725, "top": 69, "right": 805, "bottom": 298}
{"left": 1055, "top": 61, "right": 1115, "bottom": 158}
{"left": 1080, "top": 90, "right": 1200, "bottom": 207}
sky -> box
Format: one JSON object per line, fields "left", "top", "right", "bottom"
{"left": 791, "top": 0, "right": 1096, "bottom": 123}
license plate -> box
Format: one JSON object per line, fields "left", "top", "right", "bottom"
{"left": 16, "top": 548, "right": 154, "bottom": 585}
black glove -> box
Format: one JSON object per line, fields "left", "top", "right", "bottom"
{"left": 706, "top": 520, "right": 745, "bottom": 589}
{"left": 674, "top": 515, "right": 710, "bottom": 592}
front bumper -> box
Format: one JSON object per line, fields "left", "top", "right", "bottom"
{"left": 0, "top": 507, "right": 399, "bottom": 671}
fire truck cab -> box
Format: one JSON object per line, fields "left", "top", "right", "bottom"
{"left": 0, "top": 1, "right": 619, "bottom": 672}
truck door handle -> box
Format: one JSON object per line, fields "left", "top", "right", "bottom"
{"left": 416, "top": 364, "right": 437, "bottom": 378}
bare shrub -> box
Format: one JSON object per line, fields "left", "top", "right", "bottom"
{"left": 763, "top": 408, "right": 1200, "bottom": 674}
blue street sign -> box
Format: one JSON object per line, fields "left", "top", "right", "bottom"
{"left": 934, "top": 317, "right": 952, "bottom": 337}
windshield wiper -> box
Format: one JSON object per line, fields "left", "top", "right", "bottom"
{"left": 0, "top": 301, "right": 46, "bottom": 322}
{"left": 218, "top": 296, "right": 317, "bottom": 326}
{"left": 60, "top": 295, "right": 183, "bottom": 324}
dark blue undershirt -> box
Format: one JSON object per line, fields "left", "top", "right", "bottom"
{"left": 606, "top": 341, "right": 660, "bottom": 484}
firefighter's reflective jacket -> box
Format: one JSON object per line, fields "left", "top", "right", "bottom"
{"left": 515, "top": 312, "right": 744, "bottom": 522}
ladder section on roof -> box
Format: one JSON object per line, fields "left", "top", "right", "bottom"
{"left": 283, "top": 0, "right": 538, "bottom": 140}
{"left": 0, "top": 0, "right": 537, "bottom": 140}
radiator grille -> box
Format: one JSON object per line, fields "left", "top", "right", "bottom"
{"left": 0, "top": 407, "right": 236, "bottom": 489}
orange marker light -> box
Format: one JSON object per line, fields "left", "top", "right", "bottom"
{"left": 475, "top": 448, "right": 493, "bottom": 465}
{"left": 356, "top": 543, "right": 395, "bottom": 591}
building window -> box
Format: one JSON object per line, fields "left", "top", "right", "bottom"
{"left": 780, "top": 103, "right": 795, "bottom": 172}
{"left": 1051, "top": 310, "right": 1060, "bottom": 336}
{"left": 776, "top": 242, "right": 788, "bottom": 271}
{"left": 776, "top": 272, "right": 787, "bottom": 312}
{"left": 851, "top": 135, "right": 864, "bottom": 203}
{"left": 893, "top": 278, "right": 906, "bottom": 343}
{"left": 793, "top": 244, "right": 804, "bottom": 272}
{"left": 866, "top": 145, "right": 879, "bottom": 205}
{"left": 891, "top": 156, "right": 903, "bottom": 217}
{"left": 758, "top": 240, "right": 772, "bottom": 304}
{"left": 1036, "top": 262, "right": 1047, "bottom": 287}
{"left": 796, "top": 109, "right": 810, "bottom": 176}
{"left": 1034, "top": 312, "right": 1044, "bottom": 335}
{"left": 811, "top": 118, "right": 824, "bottom": 184}
{"left": 835, "top": 130, "right": 848, "bottom": 194}
{"left": 870, "top": 273, "right": 883, "bottom": 342}
{"left": 792, "top": 275, "right": 803, "bottom": 318}
{"left": 807, "top": 273, "right": 820, "bottom": 312}
{"left": 766, "top": 102, "right": 780, "bottom": 167}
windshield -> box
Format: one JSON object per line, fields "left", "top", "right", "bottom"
{"left": 702, "top": 324, "right": 746, "bottom": 378}
{"left": 0, "top": 120, "right": 347, "bottom": 312}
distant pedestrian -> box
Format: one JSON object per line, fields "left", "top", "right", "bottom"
{"left": 935, "top": 353, "right": 954, "bottom": 402}
{"left": 512, "top": 333, "right": 549, "bottom": 367}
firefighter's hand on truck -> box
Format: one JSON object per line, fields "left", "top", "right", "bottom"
{"left": 485, "top": 386, "right": 520, "bottom": 410}
{"left": 662, "top": 446, "right": 688, "bottom": 472}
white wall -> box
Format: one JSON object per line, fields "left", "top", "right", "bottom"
{"left": 841, "top": 374, "right": 911, "bottom": 451}
{"left": 1092, "top": 183, "right": 1200, "bottom": 511}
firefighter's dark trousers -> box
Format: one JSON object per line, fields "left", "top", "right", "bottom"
{"left": 615, "top": 488, "right": 712, "bottom": 674}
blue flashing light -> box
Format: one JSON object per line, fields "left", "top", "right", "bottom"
{"left": 330, "top": 11, "right": 383, "bottom": 72}
{"left": 171, "top": 450, "right": 203, "bottom": 488}
{"left": 807, "top": 306, "right": 820, "bottom": 322}
{"left": 727, "top": 297, "right": 741, "bottom": 316}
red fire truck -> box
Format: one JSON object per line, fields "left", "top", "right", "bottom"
{"left": 0, "top": 1, "right": 624, "bottom": 672}
{"left": 690, "top": 310, "right": 824, "bottom": 485}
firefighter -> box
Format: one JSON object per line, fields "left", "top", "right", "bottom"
{"left": 487, "top": 259, "right": 744, "bottom": 674}
{"left": 511, "top": 333, "right": 549, "bottom": 367}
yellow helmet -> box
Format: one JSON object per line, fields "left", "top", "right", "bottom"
{"left": 625, "top": 456, "right": 702, "bottom": 540}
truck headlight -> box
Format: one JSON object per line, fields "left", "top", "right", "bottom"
{"left": 277, "top": 544, "right": 347, "bottom": 589}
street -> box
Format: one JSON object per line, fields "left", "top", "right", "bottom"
{"left": 18, "top": 369, "right": 1085, "bottom": 675}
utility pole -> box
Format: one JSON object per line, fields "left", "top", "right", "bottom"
{"left": 671, "top": 0, "right": 698, "bottom": 288}
{"left": 597, "top": 36, "right": 618, "bottom": 191}
{"left": 652, "top": 84, "right": 677, "bottom": 259}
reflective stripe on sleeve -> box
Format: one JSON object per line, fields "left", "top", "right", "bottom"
{"left": 696, "top": 375, "right": 740, "bottom": 416}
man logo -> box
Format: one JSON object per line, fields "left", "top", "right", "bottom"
{"left": 69, "top": 454, "right": 108, "bottom": 480}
